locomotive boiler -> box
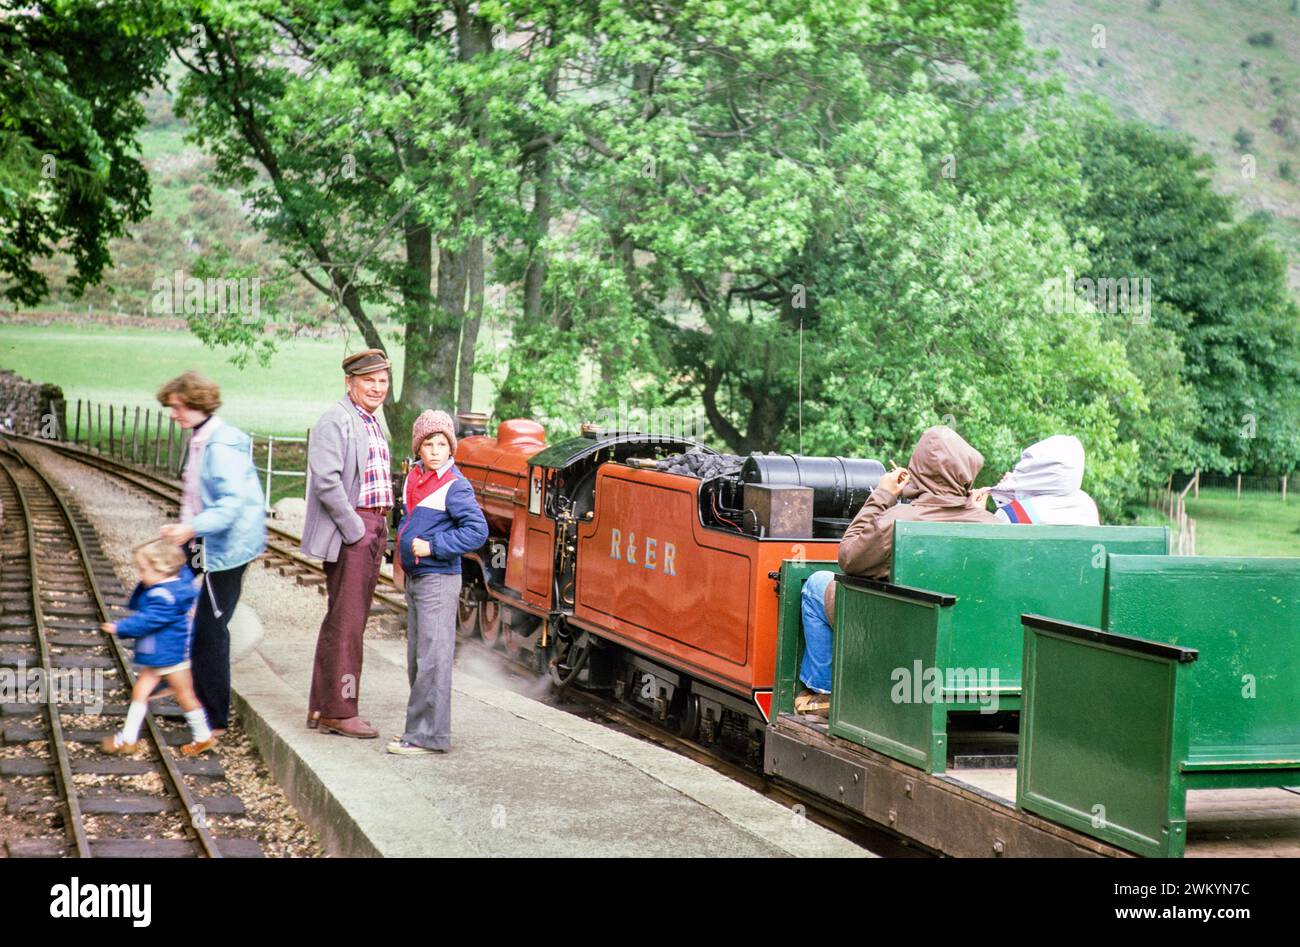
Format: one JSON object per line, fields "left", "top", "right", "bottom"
{"left": 452, "top": 417, "right": 883, "bottom": 764}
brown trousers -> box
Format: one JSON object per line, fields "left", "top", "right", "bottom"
{"left": 309, "top": 510, "right": 387, "bottom": 718}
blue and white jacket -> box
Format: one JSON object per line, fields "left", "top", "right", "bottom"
{"left": 190, "top": 421, "right": 267, "bottom": 572}
{"left": 395, "top": 460, "right": 488, "bottom": 577}
{"left": 114, "top": 565, "right": 198, "bottom": 668}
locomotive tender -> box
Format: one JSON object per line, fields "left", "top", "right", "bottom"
{"left": 450, "top": 416, "right": 882, "bottom": 764}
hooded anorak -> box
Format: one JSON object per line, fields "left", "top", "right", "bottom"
{"left": 828, "top": 427, "right": 998, "bottom": 617}
{"left": 990, "top": 435, "right": 1099, "bottom": 526}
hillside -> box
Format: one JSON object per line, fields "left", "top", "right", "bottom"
{"left": 1020, "top": 0, "right": 1300, "bottom": 291}
{"left": 21, "top": 65, "right": 337, "bottom": 324}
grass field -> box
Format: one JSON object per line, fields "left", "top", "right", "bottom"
{"left": 1130, "top": 487, "right": 1300, "bottom": 557}
{"left": 1184, "top": 487, "right": 1300, "bottom": 557}
{"left": 0, "top": 321, "right": 498, "bottom": 437}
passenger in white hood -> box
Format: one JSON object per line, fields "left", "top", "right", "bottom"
{"left": 987, "top": 435, "right": 1100, "bottom": 526}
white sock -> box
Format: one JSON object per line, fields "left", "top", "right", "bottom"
{"left": 121, "top": 700, "right": 147, "bottom": 744}
{"left": 184, "top": 708, "right": 212, "bottom": 743}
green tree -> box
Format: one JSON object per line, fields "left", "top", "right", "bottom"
{"left": 1068, "top": 116, "right": 1300, "bottom": 475}
{"left": 497, "top": 0, "right": 1149, "bottom": 518}
{"left": 0, "top": 0, "right": 177, "bottom": 305}
{"left": 173, "top": 0, "right": 563, "bottom": 432}
{"left": 506, "top": 0, "right": 1087, "bottom": 448}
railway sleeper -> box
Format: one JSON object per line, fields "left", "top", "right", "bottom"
{"left": 3, "top": 724, "right": 200, "bottom": 746}
{"left": 6, "top": 792, "right": 246, "bottom": 817}
{"left": 5, "top": 837, "right": 265, "bottom": 858}
{"left": 0, "top": 756, "right": 222, "bottom": 777}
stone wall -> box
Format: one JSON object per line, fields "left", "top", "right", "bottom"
{"left": 0, "top": 369, "right": 66, "bottom": 438}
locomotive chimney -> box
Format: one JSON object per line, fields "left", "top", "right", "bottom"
{"left": 456, "top": 411, "right": 489, "bottom": 438}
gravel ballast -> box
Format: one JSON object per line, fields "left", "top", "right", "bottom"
{"left": 17, "top": 443, "right": 327, "bottom": 857}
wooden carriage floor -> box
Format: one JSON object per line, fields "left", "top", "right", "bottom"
{"left": 953, "top": 769, "right": 1300, "bottom": 857}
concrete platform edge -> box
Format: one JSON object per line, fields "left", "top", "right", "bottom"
{"left": 230, "top": 656, "right": 382, "bottom": 858}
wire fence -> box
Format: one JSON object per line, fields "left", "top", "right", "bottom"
{"left": 1186, "top": 471, "right": 1293, "bottom": 500}
{"left": 67, "top": 398, "right": 307, "bottom": 511}
{"left": 1148, "top": 471, "right": 1198, "bottom": 556}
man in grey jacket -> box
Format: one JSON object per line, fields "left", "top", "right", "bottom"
{"left": 302, "top": 348, "right": 394, "bottom": 738}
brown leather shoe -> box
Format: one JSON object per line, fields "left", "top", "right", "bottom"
{"left": 101, "top": 734, "right": 140, "bottom": 754}
{"left": 317, "top": 716, "right": 379, "bottom": 739}
{"left": 181, "top": 737, "right": 217, "bottom": 757}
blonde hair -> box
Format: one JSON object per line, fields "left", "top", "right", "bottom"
{"left": 156, "top": 371, "right": 222, "bottom": 414}
{"left": 134, "top": 539, "right": 186, "bottom": 577}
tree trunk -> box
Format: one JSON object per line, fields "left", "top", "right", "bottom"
{"left": 431, "top": 242, "right": 468, "bottom": 411}
{"left": 396, "top": 218, "right": 446, "bottom": 435}
{"left": 495, "top": 50, "right": 558, "bottom": 421}
{"left": 459, "top": 234, "right": 484, "bottom": 413}
{"left": 447, "top": 1, "right": 493, "bottom": 417}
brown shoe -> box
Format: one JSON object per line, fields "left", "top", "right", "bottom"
{"left": 793, "top": 689, "right": 830, "bottom": 718}
{"left": 180, "top": 738, "right": 217, "bottom": 757}
{"left": 101, "top": 734, "right": 140, "bottom": 754}
{"left": 317, "top": 716, "right": 379, "bottom": 739}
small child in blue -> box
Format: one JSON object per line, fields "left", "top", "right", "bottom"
{"left": 100, "top": 540, "right": 216, "bottom": 757}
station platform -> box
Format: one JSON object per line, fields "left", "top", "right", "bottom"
{"left": 232, "top": 639, "right": 870, "bottom": 858}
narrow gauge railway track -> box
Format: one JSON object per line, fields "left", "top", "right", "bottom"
{"left": 17, "top": 435, "right": 925, "bottom": 856}
{"left": 0, "top": 440, "right": 261, "bottom": 857}
{"left": 16, "top": 437, "right": 408, "bottom": 635}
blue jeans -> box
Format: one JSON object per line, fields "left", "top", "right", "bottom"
{"left": 799, "top": 571, "right": 835, "bottom": 693}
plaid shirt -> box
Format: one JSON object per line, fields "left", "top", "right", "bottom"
{"left": 352, "top": 401, "right": 394, "bottom": 509}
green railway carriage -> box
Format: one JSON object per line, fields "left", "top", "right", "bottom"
{"left": 765, "top": 522, "right": 1300, "bottom": 857}
{"left": 774, "top": 522, "right": 1169, "bottom": 774}
{"left": 1018, "top": 555, "right": 1300, "bottom": 857}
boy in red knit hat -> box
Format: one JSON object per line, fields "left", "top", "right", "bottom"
{"left": 389, "top": 410, "right": 488, "bottom": 754}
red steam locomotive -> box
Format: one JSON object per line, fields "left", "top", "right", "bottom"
{"left": 449, "top": 416, "right": 882, "bottom": 763}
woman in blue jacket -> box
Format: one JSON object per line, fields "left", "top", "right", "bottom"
{"left": 156, "top": 371, "right": 266, "bottom": 737}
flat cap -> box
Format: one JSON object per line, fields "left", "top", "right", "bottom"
{"left": 342, "top": 348, "right": 391, "bottom": 376}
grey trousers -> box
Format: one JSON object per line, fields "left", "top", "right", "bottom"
{"left": 402, "top": 572, "right": 462, "bottom": 750}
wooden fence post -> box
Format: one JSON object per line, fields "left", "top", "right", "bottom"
{"left": 264, "top": 435, "right": 275, "bottom": 511}
{"left": 73, "top": 400, "right": 81, "bottom": 444}
{"left": 1236, "top": 473, "right": 1241, "bottom": 498}
{"left": 154, "top": 412, "right": 163, "bottom": 468}
{"left": 131, "top": 406, "right": 140, "bottom": 462}
{"left": 108, "top": 404, "right": 115, "bottom": 456}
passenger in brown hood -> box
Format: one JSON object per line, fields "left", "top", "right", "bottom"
{"left": 794, "top": 426, "right": 997, "bottom": 717}
{"left": 838, "top": 425, "right": 997, "bottom": 579}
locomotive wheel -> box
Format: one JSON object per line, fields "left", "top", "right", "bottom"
{"left": 548, "top": 627, "right": 592, "bottom": 689}
{"left": 457, "top": 583, "right": 481, "bottom": 639}
{"left": 479, "top": 598, "right": 502, "bottom": 648}
{"left": 677, "top": 694, "right": 701, "bottom": 741}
